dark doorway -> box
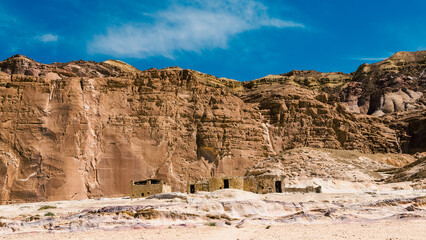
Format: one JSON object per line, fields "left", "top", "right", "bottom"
{"left": 223, "top": 179, "right": 229, "bottom": 189}
{"left": 275, "top": 181, "right": 282, "bottom": 193}
{"left": 135, "top": 180, "right": 147, "bottom": 185}
{"left": 190, "top": 184, "right": 195, "bottom": 194}
{"left": 150, "top": 179, "right": 161, "bottom": 184}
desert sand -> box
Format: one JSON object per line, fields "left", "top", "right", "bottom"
{"left": 1, "top": 221, "right": 425, "bottom": 240}
{"left": 0, "top": 189, "right": 425, "bottom": 239}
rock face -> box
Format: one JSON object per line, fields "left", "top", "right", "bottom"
{"left": 0, "top": 51, "right": 425, "bottom": 203}
{"left": 242, "top": 84, "right": 399, "bottom": 153}
{"left": 244, "top": 70, "right": 352, "bottom": 95}
{"left": 245, "top": 148, "right": 414, "bottom": 186}
{"left": 386, "top": 156, "right": 426, "bottom": 183}
{"left": 0, "top": 56, "right": 270, "bottom": 203}
{"left": 340, "top": 51, "right": 426, "bottom": 115}
{"left": 388, "top": 110, "right": 426, "bottom": 154}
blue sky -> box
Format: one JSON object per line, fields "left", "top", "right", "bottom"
{"left": 0, "top": 0, "right": 425, "bottom": 81}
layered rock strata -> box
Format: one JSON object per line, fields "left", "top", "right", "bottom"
{"left": 0, "top": 51, "right": 425, "bottom": 203}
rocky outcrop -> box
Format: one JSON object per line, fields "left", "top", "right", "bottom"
{"left": 0, "top": 56, "right": 270, "bottom": 203}
{"left": 340, "top": 51, "right": 426, "bottom": 115}
{"left": 386, "top": 156, "right": 426, "bottom": 182}
{"left": 244, "top": 70, "right": 351, "bottom": 97}
{"left": 1, "top": 189, "right": 425, "bottom": 235}
{"left": 242, "top": 84, "right": 403, "bottom": 153}
{"left": 0, "top": 52, "right": 425, "bottom": 203}
{"left": 388, "top": 109, "right": 426, "bottom": 154}
{"left": 245, "top": 148, "right": 414, "bottom": 184}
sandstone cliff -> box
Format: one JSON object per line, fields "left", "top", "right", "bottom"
{"left": 0, "top": 55, "right": 270, "bottom": 203}
{"left": 340, "top": 51, "right": 426, "bottom": 115}
{"left": 0, "top": 51, "right": 425, "bottom": 203}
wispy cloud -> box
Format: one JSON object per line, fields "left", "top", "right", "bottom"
{"left": 0, "top": 9, "right": 17, "bottom": 31}
{"left": 353, "top": 57, "right": 387, "bottom": 61}
{"left": 36, "top": 33, "right": 59, "bottom": 43}
{"left": 88, "top": 0, "right": 304, "bottom": 58}
{"left": 0, "top": 9, "right": 27, "bottom": 54}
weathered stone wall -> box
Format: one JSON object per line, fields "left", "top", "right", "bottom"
{"left": 208, "top": 177, "right": 244, "bottom": 191}
{"left": 187, "top": 175, "right": 286, "bottom": 194}
{"left": 130, "top": 180, "right": 171, "bottom": 198}
{"left": 186, "top": 181, "right": 209, "bottom": 193}
{"left": 284, "top": 186, "right": 322, "bottom": 193}
{"left": 243, "top": 175, "right": 285, "bottom": 194}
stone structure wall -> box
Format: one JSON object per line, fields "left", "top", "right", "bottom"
{"left": 243, "top": 175, "right": 285, "bottom": 194}
{"left": 208, "top": 177, "right": 244, "bottom": 191}
{"left": 284, "top": 186, "right": 322, "bottom": 193}
{"left": 187, "top": 175, "right": 288, "bottom": 194}
{"left": 187, "top": 181, "right": 209, "bottom": 194}
{"left": 130, "top": 179, "right": 171, "bottom": 198}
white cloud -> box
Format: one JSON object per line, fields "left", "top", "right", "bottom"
{"left": 37, "top": 33, "right": 58, "bottom": 43}
{"left": 354, "top": 57, "right": 387, "bottom": 61}
{"left": 88, "top": 0, "right": 304, "bottom": 58}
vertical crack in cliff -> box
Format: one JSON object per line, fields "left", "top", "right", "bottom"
{"left": 81, "top": 78, "right": 102, "bottom": 195}
{"left": 395, "top": 132, "right": 402, "bottom": 154}
{"left": 260, "top": 112, "right": 276, "bottom": 154}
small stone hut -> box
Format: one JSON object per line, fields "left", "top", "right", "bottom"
{"left": 243, "top": 175, "right": 285, "bottom": 194}
{"left": 187, "top": 175, "right": 286, "bottom": 194}
{"left": 187, "top": 176, "right": 244, "bottom": 193}
{"left": 187, "top": 175, "right": 321, "bottom": 194}
{"left": 208, "top": 176, "right": 245, "bottom": 191}
{"left": 187, "top": 180, "right": 209, "bottom": 194}
{"left": 130, "top": 179, "right": 171, "bottom": 198}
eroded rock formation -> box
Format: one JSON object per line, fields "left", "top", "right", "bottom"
{"left": 0, "top": 51, "right": 425, "bottom": 203}
{"left": 340, "top": 51, "right": 426, "bottom": 115}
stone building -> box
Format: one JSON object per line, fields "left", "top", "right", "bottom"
{"left": 187, "top": 175, "right": 322, "bottom": 194}
{"left": 187, "top": 176, "right": 244, "bottom": 193}
{"left": 243, "top": 175, "right": 285, "bottom": 194}
{"left": 208, "top": 176, "right": 245, "bottom": 191}
{"left": 187, "top": 180, "right": 209, "bottom": 194}
{"left": 187, "top": 175, "right": 287, "bottom": 194}
{"left": 130, "top": 179, "right": 171, "bottom": 198}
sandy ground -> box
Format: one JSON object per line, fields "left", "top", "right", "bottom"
{"left": 0, "top": 190, "right": 423, "bottom": 219}
{"left": 1, "top": 220, "right": 425, "bottom": 240}
{"left": 0, "top": 189, "right": 425, "bottom": 239}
